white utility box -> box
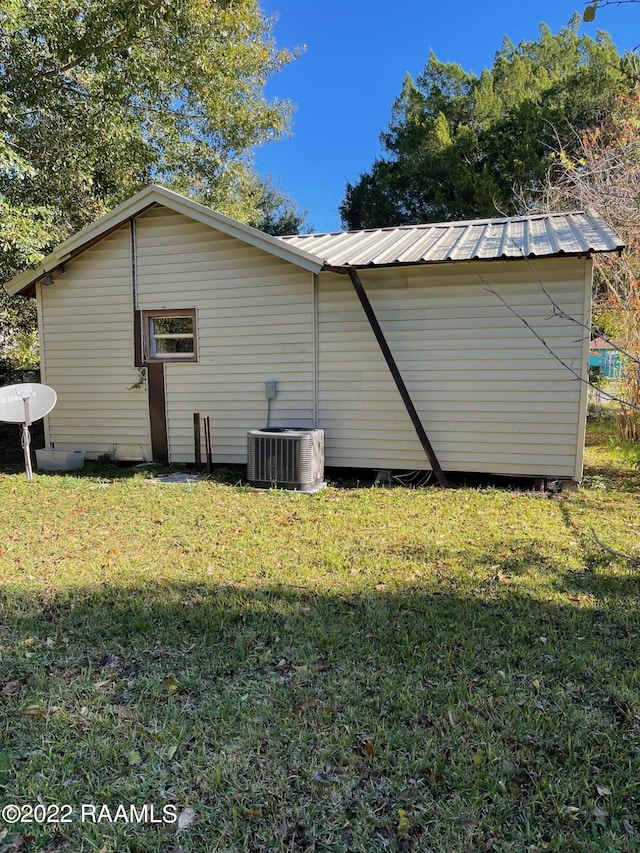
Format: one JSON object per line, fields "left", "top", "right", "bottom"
{"left": 35, "top": 448, "right": 85, "bottom": 471}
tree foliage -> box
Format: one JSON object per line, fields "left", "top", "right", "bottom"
{"left": 535, "top": 91, "right": 640, "bottom": 436}
{"left": 0, "top": 0, "right": 305, "bottom": 380}
{"left": 340, "top": 16, "right": 634, "bottom": 229}
{"left": 0, "top": 0, "right": 304, "bottom": 255}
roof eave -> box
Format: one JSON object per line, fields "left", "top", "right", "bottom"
{"left": 324, "top": 247, "right": 621, "bottom": 272}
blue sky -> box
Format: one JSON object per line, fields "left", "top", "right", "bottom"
{"left": 253, "top": 0, "right": 640, "bottom": 233}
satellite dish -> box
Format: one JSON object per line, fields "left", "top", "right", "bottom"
{"left": 0, "top": 383, "right": 57, "bottom": 480}
{"left": 0, "top": 383, "right": 57, "bottom": 424}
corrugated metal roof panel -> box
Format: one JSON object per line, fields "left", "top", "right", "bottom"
{"left": 279, "top": 211, "right": 623, "bottom": 268}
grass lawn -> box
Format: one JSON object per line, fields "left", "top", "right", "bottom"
{"left": 0, "top": 422, "right": 639, "bottom": 852}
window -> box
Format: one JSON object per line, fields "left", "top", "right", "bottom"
{"left": 143, "top": 309, "right": 197, "bottom": 363}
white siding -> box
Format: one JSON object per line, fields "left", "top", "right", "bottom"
{"left": 134, "top": 207, "right": 314, "bottom": 463}
{"left": 316, "top": 258, "right": 590, "bottom": 478}
{"left": 38, "top": 226, "right": 151, "bottom": 459}
{"left": 37, "top": 203, "right": 591, "bottom": 480}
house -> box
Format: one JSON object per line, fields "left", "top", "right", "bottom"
{"left": 589, "top": 336, "right": 624, "bottom": 379}
{"left": 4, "top": 186, "right": 623, "bottom": 482}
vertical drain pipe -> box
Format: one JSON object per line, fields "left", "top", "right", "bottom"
{"left": 340, "top": 266, "right": 448, "bottom": 488}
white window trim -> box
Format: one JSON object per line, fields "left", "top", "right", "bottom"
{"left": 142, "top": 308, "right": 197, "bottom": 364}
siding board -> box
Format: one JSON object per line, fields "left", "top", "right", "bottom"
{"left": 134, "top": 208, "right": 314, "bottom": 463}
{"left": 317, "top": 257, "right": 588, "bottom": 477}
{"left": 38, "top": 225, "right": 152, "bottom": 459}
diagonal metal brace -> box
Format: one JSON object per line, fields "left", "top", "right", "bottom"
{"left": 337, "top": 266, "right": 448, "bottom": 488}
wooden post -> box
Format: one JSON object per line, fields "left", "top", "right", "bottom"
{"left": 147, "top": 364, "right": 168, "bottom": 462}
{"left": 193, "top": 413, "right": 201, "bottom": 470}
{"left": 204, "top": 416, "right": 212, "bottom": 475}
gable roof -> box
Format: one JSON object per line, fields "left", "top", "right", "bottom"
{"left": 5, "top": 184, "right": 324, "bottom": 296}
{"left": 4, "top": 186, "right": 624, "bottom": 296}
{"left": 279, "top": 210, "right": 624, "bottom": 268}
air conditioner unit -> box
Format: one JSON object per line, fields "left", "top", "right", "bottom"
{"left": 247, "top": 428, "right": 325, "bottom": 492}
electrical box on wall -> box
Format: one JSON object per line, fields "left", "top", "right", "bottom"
{"left": 265, "top": 380, "right": 277, "bottom": 400}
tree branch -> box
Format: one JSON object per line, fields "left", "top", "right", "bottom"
{"left": 509, "top": 240, "right": 640, "bottom": 367}
{"left": 480, "top": 278, "right": 640, "bottom": 411}
{"left": 30, "top": 59, "right": 79, "bottom": 81}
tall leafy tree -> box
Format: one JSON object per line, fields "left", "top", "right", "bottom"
{"left": 340, "top": 16, "right": 633, "bottom": 229}
{"left": 0, "top": 0, "right": 304, "bottom": 379}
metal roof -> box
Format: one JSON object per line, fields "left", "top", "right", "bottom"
{"left": 279, "top": 210, "right": 624, "bottom": 268}
{"left": 4, "top": 197, "right": 624, "bottom": 299}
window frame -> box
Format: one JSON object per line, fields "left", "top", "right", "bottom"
{"left": 142, "top": 308, "right": 198, "bottom": 364}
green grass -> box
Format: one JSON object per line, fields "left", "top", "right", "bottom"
{"left": 0, "top": 426, "right": 639, "bottom": 852}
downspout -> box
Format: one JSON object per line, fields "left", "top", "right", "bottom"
{"left": 333, "top": 265, "right": 448, "bottom": 488}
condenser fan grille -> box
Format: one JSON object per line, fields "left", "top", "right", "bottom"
{"left": 247, "top": 428, "right": 324, "bottom": 492}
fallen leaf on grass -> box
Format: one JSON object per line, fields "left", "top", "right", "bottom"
{"left": 127, "top": 750, "right": 143, "bottom": 766}
{"left": 596, "top": 785, "right": 612, "bottom": 797}
{"left": 397, "top": 809, "right": 411, "bottom": 840}
{"left": 293, "top": 697, "right": 316, "bottom": 713}
{"left": 23, "top": 705, "right": 45, "bottom": 717}
{"left": 2, "top": 681, "right": 21, "bottom": 696}
{"left": 165, "top": 676, "right": 179, "bottom": 695}
{"left": 177, "top": 807, "right": 195, "bottom": 832}
{"left": 1, "top": 836, "right": 27, "bottom": 851}
{"left": 355, "top": 737, "right": 375, "bottom": 757}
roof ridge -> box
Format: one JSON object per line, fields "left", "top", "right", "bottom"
{"left": 280, "top": 210, "right": 591, "bottom": 241}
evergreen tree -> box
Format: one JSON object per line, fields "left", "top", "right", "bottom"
{"left": 340, "top": 16, "right": 633, "bottom": 229}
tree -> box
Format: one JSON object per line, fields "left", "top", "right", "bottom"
{"left": 0, "top": 0, "right": 305, "bottom": 380}
{"left": 534, "top": 91, "right": 640, "bottom": 437}
{"left": 340, "top": 16, "right": 633, "bottom": 230}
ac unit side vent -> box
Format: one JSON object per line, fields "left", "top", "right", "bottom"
{"left": 247, "top": 428, "right": 325, "bottom": 492}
